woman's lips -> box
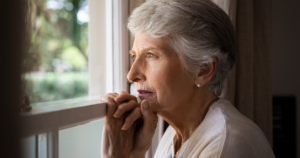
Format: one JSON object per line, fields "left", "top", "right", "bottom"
{"left": 137, "top": 90, "right": 154, "bottom": 98}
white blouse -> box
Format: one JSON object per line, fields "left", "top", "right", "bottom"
{"left": 165, "top": 136, "right": 190, "bottom": 158}
{"left": 154, "top": 98, "right": 275, "bottom": 158}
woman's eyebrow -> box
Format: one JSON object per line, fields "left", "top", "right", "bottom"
{"left": 129, "top": 50, "right": 136, "bottom": 55}
{"left": 129, "top": 48, "right": 164, "bottom": 55}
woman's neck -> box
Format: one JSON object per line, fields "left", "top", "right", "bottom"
{"left": 159, "top": 89, "right": 218, "bottom": 151}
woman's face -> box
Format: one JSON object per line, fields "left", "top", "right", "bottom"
{"left": 127, "top": 33, "right": 196, "bottom": 114}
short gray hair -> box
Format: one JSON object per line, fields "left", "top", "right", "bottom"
{"left": 128, "top": 0, "right": 237, "bottom": 96}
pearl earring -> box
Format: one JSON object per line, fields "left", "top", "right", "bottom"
{"left": 197, "top": 84, "right": 201, "bottom": 87}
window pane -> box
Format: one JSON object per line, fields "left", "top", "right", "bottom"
{"left": 59, "top": 119, "right": 105, "bottom": 158}
{"left": 21, "top": 135, "right": 36, "bottom": 158}
{"left": 24, "top": 0, "right": 89, "bottom": 104}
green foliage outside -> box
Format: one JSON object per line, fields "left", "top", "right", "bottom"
{"left": 25, "top": 0, "right": 89, "bottom": 72}
{"left": 24, "top": 0, "right": 90, "bottom": 103}
{"left": 24, "top": 72, "right": 88, "bottom": 103}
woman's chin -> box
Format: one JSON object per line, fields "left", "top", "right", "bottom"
{"left": 139, "top": 96, "right": 160, "bottom": 111}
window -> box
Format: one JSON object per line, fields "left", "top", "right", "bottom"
{"left": 21, "top": 1, "right": 162, "bottom": 158}
{"left": 24, "top": 0, "right": 90, "bottom": 104}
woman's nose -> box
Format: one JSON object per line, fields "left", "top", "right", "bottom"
{"left": 127, "top": 59, "right": 146, "bottom": 83}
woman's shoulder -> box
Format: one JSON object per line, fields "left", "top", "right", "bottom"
{"left": 183, "top": 98, "right": 274, "bottom": 157}
{"left": 211, "top": 98, "right": 263, "bottom": 133}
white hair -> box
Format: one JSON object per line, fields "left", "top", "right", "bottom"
{"left": 128, "top": 0, "right": 237, "bottom": 96}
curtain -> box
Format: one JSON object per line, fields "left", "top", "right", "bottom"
{"left": 212, "top": 0, "right": 273, "bottom": 145}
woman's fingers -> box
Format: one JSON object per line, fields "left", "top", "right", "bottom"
{"left": 100, "top": 92, "right": 141, "bottom": 130}
{"left": 100, "top": 93, "right": 122, "bottom": 117}
{"left": 104, "top": 97, "right": 118, "bottom": 117}
{"left": 121, "top": 107, "right": 142, "bottom": 130}
{"left": 140, "top": 100, "right": 158, "bottom": 137}
{"left": 114, "top": 92, "right": 137, "bottom": 103}
{"left": 100, "top": 93, "right": 120, "bottom": 117}
{"left": 100, "top": 93, "right": 118, "bottom": 102}
{"left": 113, "top": 100, "right": 139, "bottom": 118}
{"left": 129, "top": 99, "right": 158, "bottom": 154}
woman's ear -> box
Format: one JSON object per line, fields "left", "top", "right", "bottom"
{"left": 194, "top": 57, "right": 217, "bottom": 87}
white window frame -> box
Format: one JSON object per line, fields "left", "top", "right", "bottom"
{"left": 21, "top": 98, "right": 106, "bottom": 158}
{"left": 21, "top": 1, "right": 162, "bottom": 158}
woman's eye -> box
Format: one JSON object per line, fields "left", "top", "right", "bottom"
{"left": 132, "top": 55, "right": 136, "bottom": 61}
{"left": 147, "top": 53, "right": 155, "bottom": 58}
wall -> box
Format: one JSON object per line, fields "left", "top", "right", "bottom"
{"left": 272, "top": 1, "right": 300, "bottom": 157}
{"left": 2, "top": 0, "right": 23, "bottom": 158}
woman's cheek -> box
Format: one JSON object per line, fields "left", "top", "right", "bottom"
{"left": 150, "top": 62, "right": 171, "bottom": 100}
{"left": 148, "top": 59, "right": 169, "bottom": 76}
{"left": 147, "top": 61, "right": 167, "bottom": 109}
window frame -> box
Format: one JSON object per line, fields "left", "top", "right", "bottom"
{"left": 21, "top": 98, "right": 106, "bottom": 158}
{"left": 21, "top": 0, "right": 162, "bottom": 158}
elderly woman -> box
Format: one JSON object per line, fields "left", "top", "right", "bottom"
{"left": 100, "top": 0, "right": 275, "bottom": 157}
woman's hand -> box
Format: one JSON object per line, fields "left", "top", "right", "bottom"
{"left": 130, "top": 99, "right": 158, "bottom": 157}
{"left": 113, "top": 92, "right": 158, "bottom": 157}
{"left": 100, "top": 92, "right": 158, "bottom": 158}
{"left": 100, "top": 92, "right": 138, "bottom": 158}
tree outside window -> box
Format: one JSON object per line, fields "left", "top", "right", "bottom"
{"left": 24, "top": 0, "right": 90, "bottom": 104}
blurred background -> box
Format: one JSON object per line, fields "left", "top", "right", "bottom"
{"left": 24, "top": 0, "right": 89, "bottom": 104}
{"left": 272, "top": 0, "right": 300, "bottom": 157}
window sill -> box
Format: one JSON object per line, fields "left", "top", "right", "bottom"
{"left": 21, "top": 97, "right": 106, "bottom": 138}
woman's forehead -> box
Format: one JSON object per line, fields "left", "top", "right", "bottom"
{"left": 131, "top": 33, "right": 175, "bottom": 56}
{"left": 133, "top": 34, "right": 165, "bottom": 49}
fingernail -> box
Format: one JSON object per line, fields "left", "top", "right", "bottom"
{"left": 113, "top": 112, "right": 119, "bottom": 118}
{"left": 121, "top": 123, "right": 128, "bottom": 130}
{"left": 143, "top": 101, "right": 149, "bottom": 109}
{"left": 114, "top": 98, "right": 119, "bottom": 102}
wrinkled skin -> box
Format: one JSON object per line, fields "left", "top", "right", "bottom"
{"left": 100, "top": 92, "right": 158, "bottom": 158}
{"left": 101, "top": 96, "right": 137, "bottom": 157}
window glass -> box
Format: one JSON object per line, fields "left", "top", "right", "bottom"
{"left": 24, "top": 0, "right": 89, "bottom": 104}
{"left": 21, "top": 135, "right": 36, "bottom": 158}
{"left": 21, "top": 0, "right": 108, "bottom": 158}
{"left": 59, "top": 119, "right": 105, "bottom": 158}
